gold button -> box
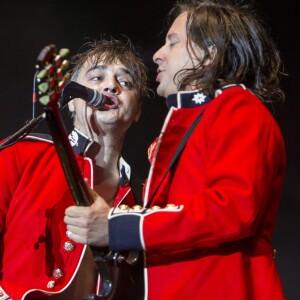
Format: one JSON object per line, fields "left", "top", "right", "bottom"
{"left": 152, "top": 205, "right": 161, "bottom": 210}
{"left": 166, "top": 204, "right": 176, "bottom": 208}
{"left": 132, "top": 205, "right": 143, "bottom": 211}
{"left": 119, "top": 204, "right": 129, "bottom": 210}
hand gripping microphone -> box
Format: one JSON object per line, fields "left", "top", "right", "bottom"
{"left": 59, "top": 81, "right": 106, "bottom": 108}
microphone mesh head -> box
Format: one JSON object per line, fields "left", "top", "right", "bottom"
{"left": 88, "top": 90, "right": 105, "bottom": 108}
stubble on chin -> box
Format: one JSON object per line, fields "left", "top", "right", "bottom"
{"left": 156, "top": 83, "right": 166, "bottom": 98}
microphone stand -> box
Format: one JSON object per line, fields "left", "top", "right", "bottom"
{"left": 0, "top": 97, "right": 71, "bottom": 152}
{"left": 0, "top": 112, "right": 46, "bottom": 151}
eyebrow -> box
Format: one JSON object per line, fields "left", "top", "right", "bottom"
{"left": 116, "top": 67, "right": 131, "bottom": 77}
{"left": 85, "top": 65, "right": 132, "bottom": 77}
{"left": 86, "top": 65, "right": 106, "bottom": 75}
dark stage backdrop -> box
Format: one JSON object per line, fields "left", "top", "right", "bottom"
{"left": 0, "top": 1, "right": 298, "bottom": 298}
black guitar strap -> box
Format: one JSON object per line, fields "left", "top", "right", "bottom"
{"left": 146, "top": 109, "right": 206, "bottom": 208}
{"left": 129, "top": 170, "right": 144, "bottom": 206}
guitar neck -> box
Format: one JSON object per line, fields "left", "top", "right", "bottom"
{"left": 44, "top": 106, "right": 93, "bottom": 207}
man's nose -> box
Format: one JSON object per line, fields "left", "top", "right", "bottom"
{"left": 102, "top": 80, "right": 119, "bottom": 94}
{"left": 153, "top": 45, "right": 164, "bottom": 64}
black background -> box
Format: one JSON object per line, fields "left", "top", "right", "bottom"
{"left": 0, "top": 1, "right": 298, "bottom": 298}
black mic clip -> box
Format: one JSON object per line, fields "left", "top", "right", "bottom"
{"left": 59, "top": 81, "right": 105, "bottom": 109}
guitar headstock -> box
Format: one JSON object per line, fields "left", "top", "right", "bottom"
{"left": 35, "top": 44, "right": 71, "bottom": 108}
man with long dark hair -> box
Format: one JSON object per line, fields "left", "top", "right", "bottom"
{"left": 65, "top": 1, "right": 286, "bottom": 299}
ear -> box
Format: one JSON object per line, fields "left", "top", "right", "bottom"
{"left": 203, "top": 44, "right": 217, "bottom": 66}
{"left": 68, "top": 99, "right": 75, "bottom": 113}
{"left": 134, "top": 102, "right": 142, "bottom": 122}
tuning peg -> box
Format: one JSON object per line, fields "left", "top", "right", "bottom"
{"left": 39, "top": 89, "right": 60, "bottom": 106}
{"left": 36, "top": 69, "right": 47, "bottom": 80}
{"left": 63, "top": 72, "right": 71, "bottom": 81}
{"left": 57, "top": 60, "right": 70, "bottom": 78}
{"left": 58, "top": 73, "right": 71, "bottom": 93}
{"left": 38, "top": 82, "right": 49, "bottom": 94}
{"left": 36, "top": 64, "right": 54, "bottom": 80}
{"left": 39, "top": 94, "right": 50, "bottom": 106}
{"left": 61, "top": 60, "right": 70, "bottom": 70}
{"left": 59, "top": 48, "right": 70, "bottom": 58}
{"left": 55, "top": 49, "right": 70, "bottom": 68}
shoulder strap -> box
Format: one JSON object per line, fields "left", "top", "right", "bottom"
{"left": 146, "top": 109, "right": 206, "bottom": 208}
{"left": 129, "top": 170, "right": 144, "bottom": 206}
{"left": 167, "top": 109, "right": 205, "bottom": 171}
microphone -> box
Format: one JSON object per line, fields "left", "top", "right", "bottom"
{"left": 59, "top": 81, "right": 106, "bottom": 108}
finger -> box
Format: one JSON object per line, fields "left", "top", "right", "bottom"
{"left": 66, "top": 224, "right": 87, "bottom": 235}
{"left": 65, "top": 205, "right": 91, "bottom": 217}
{"left": 65, "top": 225, "right": 90, "bottom": 244}
{"left": 64, "top": 215, "right": 77, "bottom": 226}
{"left": 66, "top": 230, "right": 88, "bottom": 244}
{"left": 64, "top": 214, "right": 87, "bottom": 227}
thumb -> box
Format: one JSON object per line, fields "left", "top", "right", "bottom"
{"left": 84, "top": 178, "right": 109, "bottom": 208}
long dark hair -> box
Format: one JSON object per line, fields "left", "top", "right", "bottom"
{"left": 168, "top": 0, "right": 285, "bottom": 105}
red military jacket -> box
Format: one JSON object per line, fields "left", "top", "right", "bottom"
{"left": 109, "top": 86, "right": 286, "bottom": 299}
{"left": 0, "top": 128, "right": 133, "bottom": 299}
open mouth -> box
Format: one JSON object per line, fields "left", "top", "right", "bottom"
{"left": 101, "top": 95, "right": 119, "bottom": 110}
{"left": 156, "top": 69, "right": 163, "bottom": 83}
